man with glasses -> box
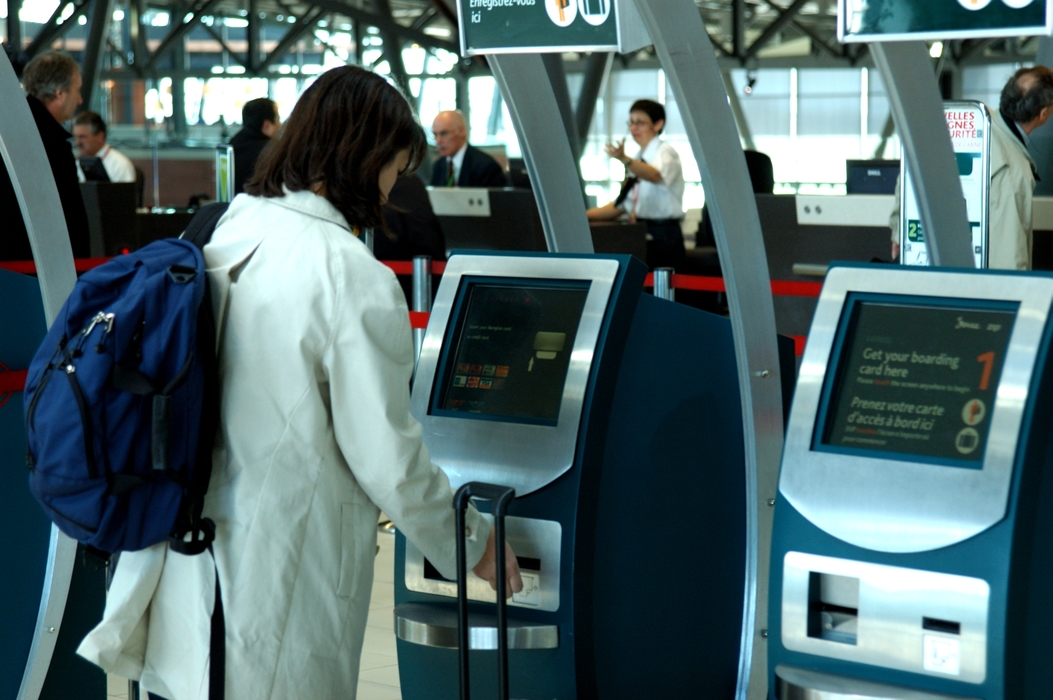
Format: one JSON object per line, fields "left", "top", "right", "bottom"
{"left": 429, "top": 110, "right": 507, "bottom": 188}
{"left": 587, "top": 99, "right": 685, "bottom": 270}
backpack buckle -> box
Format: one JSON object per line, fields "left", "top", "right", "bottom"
{"left": 171, "top": 517, "right": 216, "bottom": 556}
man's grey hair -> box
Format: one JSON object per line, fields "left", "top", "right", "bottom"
{"left": 1001, "top": 65, "right": 1053, "bottom": 125}
{"left": 22, "top": 51, "right": 80, "bottom": 102}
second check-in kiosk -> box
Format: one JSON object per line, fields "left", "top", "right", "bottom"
{"left": 770, "top": 264, "right": 1053, "bottom": 699}
{"left": 393, "top": 252, "right": 750, "bottom": 698}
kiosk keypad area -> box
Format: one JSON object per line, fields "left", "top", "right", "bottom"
{"left": 771, "top": 263, "right": 1053, "bottom": 699}
{"left": 394, "top": 252, "right": 758, "bottom": 699}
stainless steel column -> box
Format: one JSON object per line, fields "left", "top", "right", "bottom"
{"left": 489, "top": 54, "right": 594, "bottom": 254}
{"left": 0, "top": 49, "right": 79, "bottom": 700}
{"left": 412, "top": 255, "right": 432, "bottom": 368}
{"left": 871, "top": 42, "right": 974, "bottom": 268}
{"left": 652, "top": 267, "right": 675, "bottom": 302}
{"left": 632, "top": 2, "right": 785, "bottom": 698}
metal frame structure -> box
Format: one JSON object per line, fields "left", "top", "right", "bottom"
{"left": 0, "top": 49, "right": 79, "bottom": 700}
{"left": 6, "top": 0, "right": 1048, "bottom": 87}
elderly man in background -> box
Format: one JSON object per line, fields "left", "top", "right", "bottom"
{"left": 429, "top": 110, "right": 506, "bottom": 188}
{"left": 0, "top": 50, "right": 90, "bottom": 260}
{"left": 74, "top": 111, "right": 136, "bottom": 183}
{"left": 987, "top": 65, "right": 1053, "bottom": 270}
{"left": 891, "top": 66, "right": 1053, "bottom": 270}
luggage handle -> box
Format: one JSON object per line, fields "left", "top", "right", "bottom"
{"left": 453, "top": 481, "right": 516, "bottom": 700}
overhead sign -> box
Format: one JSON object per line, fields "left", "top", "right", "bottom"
{"left": 839, "top": 0, "right": 1051, "bottom": 42}
{"left": 458, "top": 0, "right": 650, "bottom": 55}
{"left": 900, "top": 102, "right": 991, "bottom": 268}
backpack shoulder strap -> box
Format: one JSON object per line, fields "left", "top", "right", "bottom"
{"left": 180, "top": 202, "right": 230, "bottom": 251}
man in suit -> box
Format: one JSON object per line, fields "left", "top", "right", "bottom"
{"left": 429, "top": 110, "right": 506, "bottom": 187}
{"left": 0, "top": 50, "right": 90, "bottom": 260}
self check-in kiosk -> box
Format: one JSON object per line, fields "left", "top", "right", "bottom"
{"left": 394, "top": 252, "right": 750, "bottom": 698}
{"left": 770, "top": 263, "right": 1053, "bottom": 698}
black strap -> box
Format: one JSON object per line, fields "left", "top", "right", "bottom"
{"left": 613, "top": 157, "right": 645, "bottom": 208}
{"left": 209, "top": 544, "right": 225, "bottom": 700}
{"left": 181, "top": 202, "right": 230, "bottom": 250}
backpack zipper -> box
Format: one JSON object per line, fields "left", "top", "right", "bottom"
{"left": 25, "top": 338, "right": 66, "bottom": 469}
{"left": 64, "top": 362, "right": 99, "bottom": 480}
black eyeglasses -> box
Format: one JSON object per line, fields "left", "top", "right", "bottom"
{"left": 627, "top": 119, "right": 652, "bottom": 128}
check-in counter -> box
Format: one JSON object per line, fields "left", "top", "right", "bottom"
{"left": 427, "top": 187, "right": 647, "bottom": 263}
{"left": 758, "top": 193, "right": 895, "bottom": 339}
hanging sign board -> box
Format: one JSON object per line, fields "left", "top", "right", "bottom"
{"left": 458, "top": 0, "right": 650, "bottom": 55}
{"left": 900, "top": 101, "right": 991, "bottom": 268}
{"left": 839, "top": 0, "right": 1052, "bottom": 42}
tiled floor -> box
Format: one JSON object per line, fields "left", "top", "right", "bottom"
{"left": 106, "top": 528, "right": 403, "bottom": 700}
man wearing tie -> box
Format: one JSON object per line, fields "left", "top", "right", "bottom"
{"left": 430, "top": 110, "right": 507, "bottom": 188}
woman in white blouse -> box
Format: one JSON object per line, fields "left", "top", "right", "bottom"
{"left": 587, "top": 99, "right": 686, "bottom": 269}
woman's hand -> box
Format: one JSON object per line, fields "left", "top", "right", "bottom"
{"left": 604, "top": 138, "right": 628, "bottom": 163}
{"left": 472, "top": 527, "right": 524, "bottom": 599}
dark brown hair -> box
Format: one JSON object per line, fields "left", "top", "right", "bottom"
{"left": 630, "top": 99, "right": 666, "bottom": 134}
{"left": 247, "top": 66, "right": 426, "bottom": 229}
{"left": 74, "top": 110, "right": 107, "bottom": 136}
{"left": 1001, "top": 66, "right": 1053, "bottom": 125}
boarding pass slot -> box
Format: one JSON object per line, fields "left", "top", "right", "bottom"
{"left": 782, "top": 552, "right": 989, "bottom": 684}
{"left": 405, "top": 515, "right": 561, "bottom": 612}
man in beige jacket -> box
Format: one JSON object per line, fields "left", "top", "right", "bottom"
{"left": 891, "top": 66, "right": 1053, "bottom": 269}
{"left": 987, "top": 66, "right": 1053, "bottom": 270}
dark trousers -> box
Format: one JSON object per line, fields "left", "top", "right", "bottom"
{"left": 640, "top": 218, "right": 686, "bottom": 271}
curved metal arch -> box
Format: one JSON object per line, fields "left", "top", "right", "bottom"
{"left": 630, "top": 2, "right": 786, "bottom": 698}
{"left": 0, "top": 49, "right": 79, "bottom": 700}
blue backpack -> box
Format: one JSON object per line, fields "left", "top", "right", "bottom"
{"left": 24, "top": 204, "right": 228, "bottom": 556}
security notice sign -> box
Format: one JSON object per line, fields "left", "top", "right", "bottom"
{"left": 839, "top": 0, "right": 1051, "bottom": 42}
{"left": 900, "top": 102, "right": 991, "bottom": 268}
{"left": 459, "top": 0, "right": 648, "bottom": 55}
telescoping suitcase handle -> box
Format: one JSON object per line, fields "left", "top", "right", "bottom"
{"left": 454, "top": 482, "right": 516, "bottom": 700}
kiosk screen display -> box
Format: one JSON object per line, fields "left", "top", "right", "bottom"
{"left": 436, "top": 283, "right": 590, "bottom": 423}
{"left": 821, "top": 300, "right": 1016, "bottom": 464}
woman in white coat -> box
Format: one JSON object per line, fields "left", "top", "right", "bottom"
{"left": 78, "top": 66, "right": 521, "bottom": 700}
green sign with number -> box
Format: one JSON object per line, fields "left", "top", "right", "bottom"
{"left": 459, "top": 0, "right": 621, "bottom": 55}
{"left": 839, "top": 0, "right": 1050, "bottom": 42}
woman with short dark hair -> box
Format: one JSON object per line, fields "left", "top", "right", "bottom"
{"left": 587, "top": 98, "right": 686, "bottom": 270}
{"left": 78, "top": 65, "right": 520, "bottom": 700}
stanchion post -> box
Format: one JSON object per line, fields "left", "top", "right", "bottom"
{"left": 653, "top": 267, "right": 675, "bottom": 302}
{"left": 412, "top": 256, "right": 432, "bottom": 368}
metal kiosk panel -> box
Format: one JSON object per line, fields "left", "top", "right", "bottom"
{"left": 770, "top": 263, "right": 1053, "bottom": 700}
{"left": 411, "top": 254, "right": 619, "bottom": 496}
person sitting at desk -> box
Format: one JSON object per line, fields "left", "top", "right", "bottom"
{"left": 429, "top": 110, "right": 507, "bottom": 187}
{"left": 586, "top": 99, "right": 685, "bottom": 270}
{"left": 74, "top": 111, "right": 136, "bottom": 183}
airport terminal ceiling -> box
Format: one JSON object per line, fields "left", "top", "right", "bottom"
{"left": 1, "top": 0, "right": 1046, "bottom": 86}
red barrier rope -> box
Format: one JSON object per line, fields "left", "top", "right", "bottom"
{"left": 0, "top": 257, "right": 110, "bottom": 274}
{"left": 0, "top": 369, "right": 28, "bottom": 395}
{"left": 0, "top": 258, "right": 814, "bottom": 388}
{"left": 409, "top": 311, "right": 430, "bottom": 329}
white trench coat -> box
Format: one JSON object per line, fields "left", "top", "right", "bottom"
{"left": 77, "top": 188, "right": 488, "bottom": 699}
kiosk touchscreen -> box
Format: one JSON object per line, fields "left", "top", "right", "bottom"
{"left": 770, "top": 264, "right": 1053, "bottom": 699}
{"left": 394, "top": 253, "right": 754, "bottom": 699}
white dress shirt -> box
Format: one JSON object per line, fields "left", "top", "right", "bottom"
{"left": 627, "top": 137, "right": 684, "bottom": 220}
{"left": 77, "top": 144, "right": 137, "bottom": 183}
